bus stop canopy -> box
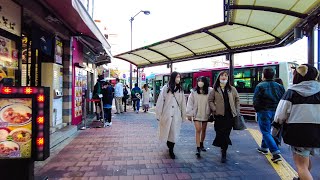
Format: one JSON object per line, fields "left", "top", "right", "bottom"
{"left": 115, "top": 0, "right": 320, "bottom": 68}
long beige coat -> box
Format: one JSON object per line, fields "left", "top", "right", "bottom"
{"left": 186, "top": 87, "right": 213, "bottom": 121}
{"left": 142, "top": 89, "right": 150, "bottom": 105}
{"left": 156, "top": 85, "right": 187, "bottom": 142}
{"left": 208, "top": 86, "right": 240, "bottom": 117}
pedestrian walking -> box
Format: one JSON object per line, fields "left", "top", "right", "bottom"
{"left": 142, "top": 84, "right": 150, "bottom": 112}
{"left": 101, "top": 81, "right": 114, "bottom": 127}
{"left": 156, "top": 71, "right": 187, "bottom": 159}
{"left": 273, "top": 64, "right": 320, "bottom": 180}
{"left": 186, "top": 76, "right": 212, "bottom": 157}
{"left": 122, "top": 84, "right": 129, "bottom": 112}
{"left": 131, "top": 83, "right": 142, "bottom": 113}
{"left": 253, "top": 67, "right": 285, "bottom": 163}
{"left": 92, "top": 75, "right": 104, "bottom": 121}
{"left": 208, "top": 71, "right": 240, "bottom": 163}
{"left": 114, "top": 78, "right": 124, "bottom": 114}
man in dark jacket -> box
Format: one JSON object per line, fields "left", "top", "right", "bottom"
{"left": 101, "top": 81, "right": 114, "bottom": 127}
{"left": 253, "top": 67, "right": 285, "bottom": 163}
{"left": 131, "top": 83, "right": 142, "bottom": 113}
{"left": 93, "top": 75, "right": 104, "bottom": 121}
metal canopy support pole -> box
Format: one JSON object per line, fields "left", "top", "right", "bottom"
{"left": 227, "top": 53, "right": 234, "bottom": 86}
{"left": 136, "top": 68, "right": 139, "bottom": 85}
{"left": 130, "top": 18, "right": 133, "bottom": 90}
{"left": 307, "top": 28, "right": 315, "bottom": 66}
{"left": 170, "top": 63, "right": 173, "bottom": 73}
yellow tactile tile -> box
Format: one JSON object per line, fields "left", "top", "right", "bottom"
{"left": 247, "top": 128, "right": 298, "bottom": 180}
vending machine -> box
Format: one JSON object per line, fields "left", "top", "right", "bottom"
{"left": 41, "top": 63, "right": 63, "bottom": 127}
{"left": 0, "top": 86, "right": 50, "bottom": 179}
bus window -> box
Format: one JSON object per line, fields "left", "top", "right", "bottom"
{"left": 182, "top": 77, "right": 192, "bottom": 94}
{"left": 163, "top": 75, "right": 170, "bottom": 85}
{"left": 154, "top": 80, "right": 162, "bottom": 103}
{"left": 256, "top": 65, "right": 278, "bottom": 82}
{"left": 234, "top": 68, "right": 255, "bottom": 93}
{"left": 287, "top": 63, "right": 297, "bottom": 86}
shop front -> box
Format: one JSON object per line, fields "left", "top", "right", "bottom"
{"left": 71, "top": 37, "right": 96, "bottom": 125}
{"left": 0, "top": 0, "right": 22, "bottom": 87}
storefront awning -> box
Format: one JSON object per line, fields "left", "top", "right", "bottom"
{"left": 115, "top": 0, "right": 319, "bottom": 68}
{"left": 43, "top": 0, "right": 112, "bottom": 61}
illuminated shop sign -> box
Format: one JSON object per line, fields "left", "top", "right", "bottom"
{"left": 0, "top": 1, "right": 21, "bottom": 36}
{"left": 0, "top": 86, "right": 50, "bottom": 161}
{"left": 55, "top": 37, "right": 63, "bottom": 64}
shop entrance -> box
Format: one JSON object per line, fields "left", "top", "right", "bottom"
{"left": 21, "top": 32, "right": 42, "bottom": 87}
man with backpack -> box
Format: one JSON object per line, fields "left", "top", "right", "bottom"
{"left": 131, "top": 83, "right": 142, "bottom": 113}
{"left": 122, "top": 84, "right": 130, "bottom": 112}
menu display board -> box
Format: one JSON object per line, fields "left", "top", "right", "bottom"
{"left": 0, "top": 35, "right": 18, "bottom": 85}
{"left": 0, "top": 98, "right": 32, "bottom": 158}
{"left": 74, "top": 67, "right": 83, "bottom": 117}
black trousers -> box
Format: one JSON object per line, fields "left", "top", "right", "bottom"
{"left": 122, "top": 97, "right": 127, "bottom": 111}
{"left": 95, "top": 101, "right": 102, "bottom": 120}
{"left": 103, "top": 108, "right": 112, "bottom": 123}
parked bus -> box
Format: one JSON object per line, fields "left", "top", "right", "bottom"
{"left": 151, "top": 61, "right": 297, "bottom": 119}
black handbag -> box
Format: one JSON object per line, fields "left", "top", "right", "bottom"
{"left": 233, "top": 115, "right": 246, "bottom": 130}
{"left": 208, "top": 114, "right": 215, "bottom": 122}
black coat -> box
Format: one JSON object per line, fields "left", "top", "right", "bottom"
{"left": 101, "top": 86, "right": 114, "bottom": 105}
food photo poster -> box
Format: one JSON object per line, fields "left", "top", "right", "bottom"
{"left": 0, "top": 98, "right": 32, "bottom": 158}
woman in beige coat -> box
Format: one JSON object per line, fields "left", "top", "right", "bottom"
{"left": 186, "top": 76, "right": 213, "bottom": 157}
{"left": 156, "top": 71, "right": 186, "bottom": 159}
{"left": 208, "top": 71, "right": 240, "bottom": 163}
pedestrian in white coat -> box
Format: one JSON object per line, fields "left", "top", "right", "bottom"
{"left": 186, "top": 76, "right": 213, "bottom": 157}
{"left": 156, "top": 71, "right": 187, "bottom": 159}
{"left": 142, "top": 84, "right": 150, "bottom": 112}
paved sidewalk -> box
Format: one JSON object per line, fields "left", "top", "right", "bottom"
{"left": 35, "top": 108, "right": 320, "bottom": 180}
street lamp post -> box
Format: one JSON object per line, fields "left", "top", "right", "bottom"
{"left": 129, "top": 10, "right": 150, "bottom": 90}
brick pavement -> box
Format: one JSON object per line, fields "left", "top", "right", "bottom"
{"left": 35, "top": 109, "right": 320, "bottom": 180}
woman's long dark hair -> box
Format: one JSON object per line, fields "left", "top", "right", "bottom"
{"left": 213, "top": 71, "right": 232, "bottom": 91}
{"left": 195, "top": 76, "right": 209, "bottom": 94}
{"left": 167, "top": 71, "right": 182, "bottom": 93}
{"left": 143, "top": 84, "right": 148, "bottom": 90}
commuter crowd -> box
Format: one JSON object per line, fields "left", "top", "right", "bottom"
{"left": 92, "top": 63, "right": 319, "bottom": 180}
{"left": 92, "top": 77, "right": 152, "bottom": 127}
{"left": 155, "top": 64, "right": 319, "bottom": 180}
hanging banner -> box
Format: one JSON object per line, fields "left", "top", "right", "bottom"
{"left": 54, "top": 37, "right": 63, "bottom": 64}
{"left": 0, "top": 1, "right": 21, "bottom": 36}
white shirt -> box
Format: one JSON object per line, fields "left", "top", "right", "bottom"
{"left": 114, "top": 82, "right": 124, "bottom": 97}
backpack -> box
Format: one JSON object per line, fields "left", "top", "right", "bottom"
{"left": 93, "top": 82, "right": 101, "bottom": 99}
{"left": 123, "top": 88, "right": 129, "bottom": 99}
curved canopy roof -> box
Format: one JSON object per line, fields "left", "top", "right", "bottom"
{"left": 115, "top": 0, "right": 320, "bottom": 68}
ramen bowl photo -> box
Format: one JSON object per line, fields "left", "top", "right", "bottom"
{"left": 0, "top": 104, "right": 32, "bottom": 126}
{"left": 9, "top": 128, "right": 32, "bottom": 144}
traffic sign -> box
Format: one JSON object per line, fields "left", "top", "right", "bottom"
{"left": 141, "top": 73, "right": 146, "bottom": 81}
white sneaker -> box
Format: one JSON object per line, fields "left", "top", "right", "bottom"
{"left": 109, "top": 122, "right": 112, "bottom": 126}
{"left": 136, "top": 110, "right": 139, "bottom": 113}
{"left": 104, "top": 122, "right": 110, "bottom": 127}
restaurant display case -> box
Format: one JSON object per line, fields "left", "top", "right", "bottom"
{"left": 0, "top": 86, "right": 50, "bottom": 180}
